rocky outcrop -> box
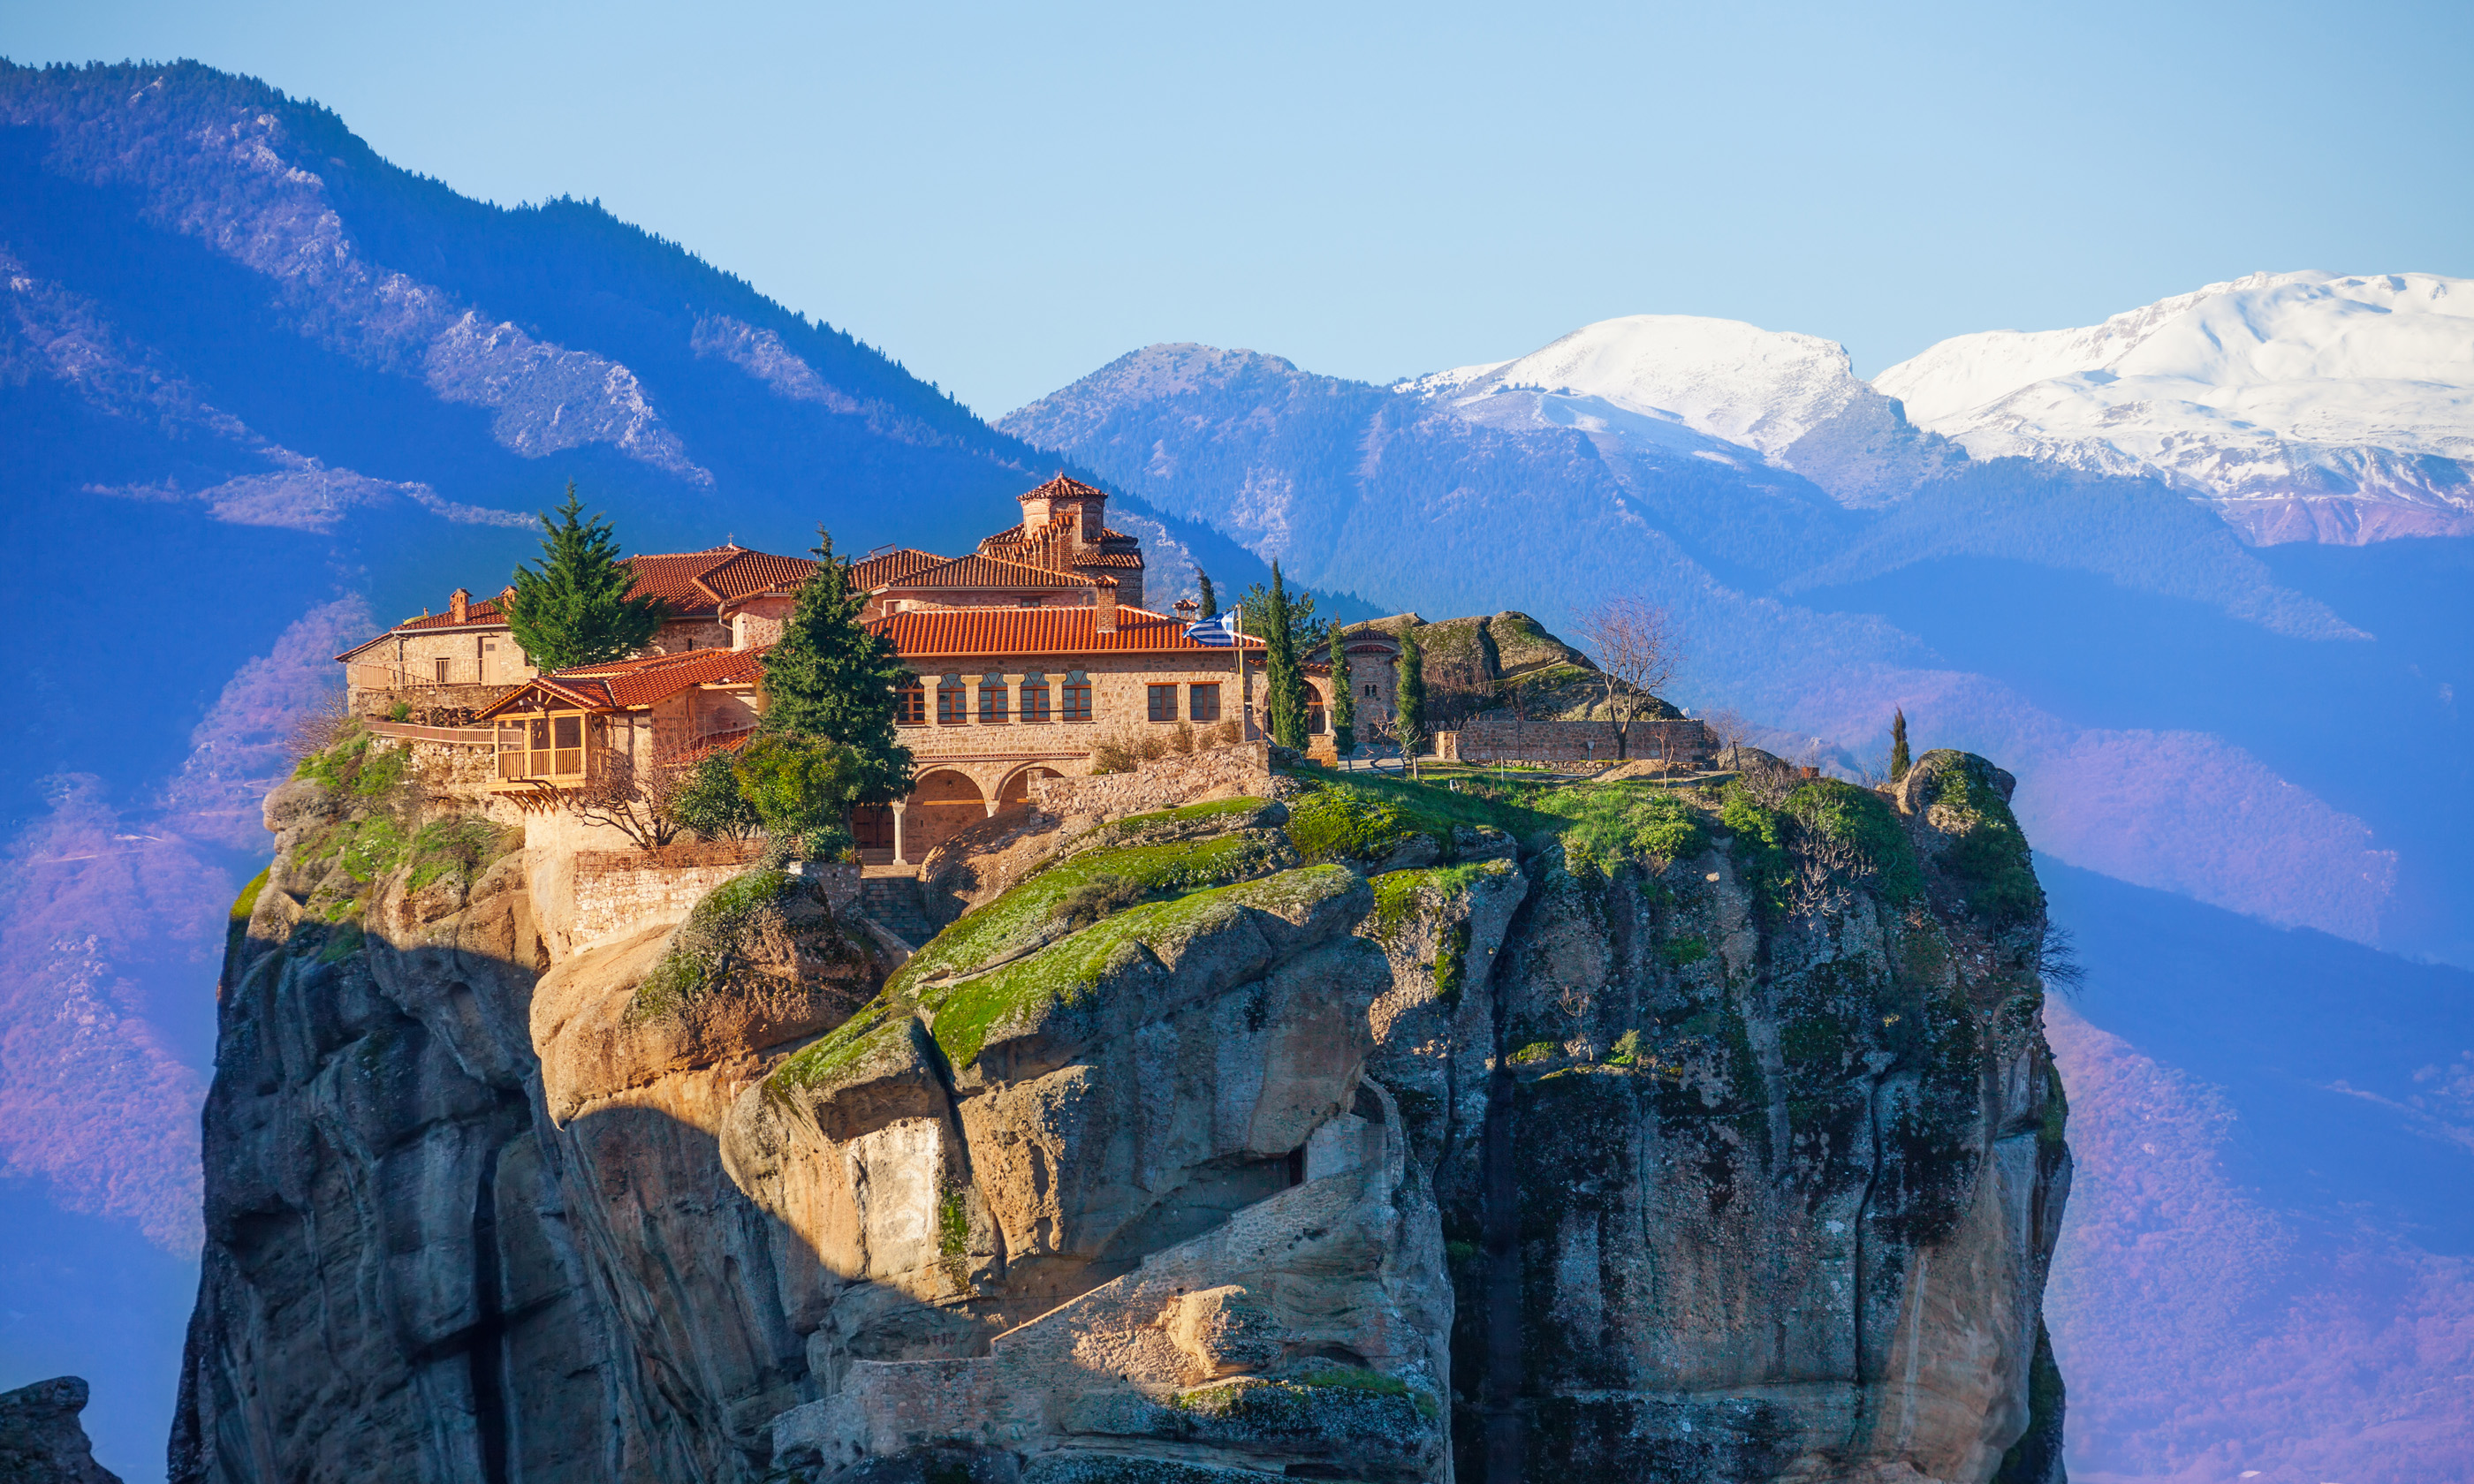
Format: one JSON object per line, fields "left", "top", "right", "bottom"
{"left": 180, "top": 738, "right": 2068, "bottom": 1483}
{"left": 0, "top": 1377, "right": 120, "bottom": 1484}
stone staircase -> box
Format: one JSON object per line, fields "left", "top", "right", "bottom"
{"left": 858, "top": 872, "right": 937, "bottom": 951}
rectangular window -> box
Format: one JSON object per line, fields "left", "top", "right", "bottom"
{"left": 527, "top": 716, "right": 551, "bottom": 779}
{"left": 1188, "top": 683, "right": 1221, "bottom": 722}
{"left": 896, "top": 682, "right": 926, "bottom": 725}
{"left": 1063, "top": 683, "right": 1093, "bottom": 723}
{"left": 937, "top": 685, "right": 967, "bottom": 724}
{"left": 434, "top": 657, "right": 452, "bottom": 685}
{"left": 979, "top": 681, "right": 1008, "bottom": 723}
{"left": 551, "top": 714, "right": 585, "bottom": 777}
{"left": 1020, "top": 683, "right": 1051, "bottom": 723}
{"left": 1148, "top": 685, "right": 1179, "bottom": 723}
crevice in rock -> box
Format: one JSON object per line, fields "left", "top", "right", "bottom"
{"left": 467, "top": 1131, "right": 514, "bottom": 1484}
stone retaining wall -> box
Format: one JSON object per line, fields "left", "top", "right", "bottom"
{"left": 1438, "top": 717, "right": 1713, "bottom": 765}
{"left": 560, "top": 851, "right": 855, "bottom": 955}
{"left": 1027, "top": 740, "right": 1279, "bottom": 822}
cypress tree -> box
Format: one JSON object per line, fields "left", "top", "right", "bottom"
{"left": 1196, "top": 569, "right": 1218, "bottom": 617}
{"left": 758, "top": 527, "right": 914, "bottom": 802}
{"left": 1262, "top": 563, "right": 1311, "bottom": 749}
{"left": 1329, "top": 627, "right": 1356, "bottom": 756}
{"left": 1394, "top": 625, "right": 1426, "bottom": 745}
{"left": 504, "top": 482, "right": 665, "bottom": 670}
{"left": 1890, "top": 708, "right": 1911, "bottom": 782}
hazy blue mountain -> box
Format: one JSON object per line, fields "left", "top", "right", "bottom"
{"left": 1004, "top": 336, "right": 2474, "bottom": 1481}
{"left": 0, "top": 60, "right": 1313, "bottom": 1477}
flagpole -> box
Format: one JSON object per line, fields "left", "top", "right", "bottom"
{"left": 1234, "top": 602, "right": 1247, "bottom": 740}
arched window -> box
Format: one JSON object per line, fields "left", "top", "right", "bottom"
{"left": 1062, "top": 670, "right": 1093, "bottom": 723}
{"left": 978, "top": 670, "right": 1008, "bottom": 723}
{"left": 1019, "top": 670, "right": 1051, "bottom": 723}
{"left": 896, "top": 677, "right": 926, "bottom": 725}
{"left": 937, "top": 673, "right": 967, "bottom": 725}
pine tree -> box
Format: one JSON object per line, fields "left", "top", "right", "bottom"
{"left": 759, "top": 527, "right": 914, "bottom": 803}
{"left": 1890, "top": 708, "right": 1911, "bottom": 783}
{"left": 1261, "top": 563, "right": 1312, "bottom": 749}
{"left": 1196, "top": 569, "right": 1218, "bottom": 617}
{"left": 504, "top": 483, "right": 665, "bottom": 670}
{"left": 1329, "top": 627, "right": 1356, "bottom": 756}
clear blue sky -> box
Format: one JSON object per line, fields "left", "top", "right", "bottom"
{"left": 6, "top": 0, "right": 2470, "bottom": 419}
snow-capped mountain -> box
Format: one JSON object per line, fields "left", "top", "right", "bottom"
{"left": 1398, "top": 314, "right": 1957, "bottom": 507}
{"left": 1875, "top": 271, "right": 2474, "bottom": 542}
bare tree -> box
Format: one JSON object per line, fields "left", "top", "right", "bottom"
{"left": 1575, "top": 595, "right": 1682, "bottom": 761}
{"left": 1370, "top": 708, "right": 1429, "bottom": 780}
{"left": 286, "top": 688, "right": 355, "bottom": 762}
{"left": 1700, "top": 706, "right": 1751, "bottom": 770}
{"left": 565, "top": 748, "right": 692, "bottom": 852}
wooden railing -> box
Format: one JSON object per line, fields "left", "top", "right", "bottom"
{"left": 346, "top": 659, "right": 500, "bottom": 692}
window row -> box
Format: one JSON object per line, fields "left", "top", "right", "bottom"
{"left": 899, "top": 672, "right": 1094, "bottom": 725}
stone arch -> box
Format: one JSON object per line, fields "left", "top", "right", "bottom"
{"left": 905, "top": 768, "right": 987, "bottom": 858}
{"left": 996, "top": 765, "right": 1065, "bottom": 814}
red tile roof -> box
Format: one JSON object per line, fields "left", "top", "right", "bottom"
{"left": 1016, "top": 473, "right": 1108, "bottom": 504}
{"left": 848, "top": 548, "right": 949, "bottom": 591}
{"left": 887, "top": 554, "right": 1102, "bottom": 590}
{"left": 478, "top": 644, "right": 769, "bottom": 716}
{"left": 624, "top": 545, "right": 819, "bottom": 615}
{"left": 870, "top": 606, "right": 1264, "bottom": 660}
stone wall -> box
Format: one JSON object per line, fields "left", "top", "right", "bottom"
{"left": 1440, "top": 716, "right": 1713, "bottom": 765}
{"left": 558, "top": 851, "right": 855, "bottom": 954}
{"left": 1028, "top": 740, "right": 1280, "bottom": 822}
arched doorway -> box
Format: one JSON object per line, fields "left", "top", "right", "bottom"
{"left": 906, "top": 769, "right": 987, "bottom": 858}
{"left": 996, "top": 766, "right": 1064, "bottom": 815}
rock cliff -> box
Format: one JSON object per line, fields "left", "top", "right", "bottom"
{"left": 177, "top": 736, "right": 2068, "bottom": 1482}
{"left": 1, "top": 1376, "right": 121, "bottom": 1484}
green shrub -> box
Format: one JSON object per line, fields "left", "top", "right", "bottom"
{"left": 1786, "top": 777, "right": 1924, "bottom": 902}
{"left": 670, "top": 749, "right": 763, "bottom": 840}
{"left": 734, "top": 733, "right": 864, "bottom": 851}
{"left": 1931, "top": 765, "right": 2041, "bottom": 923}
{"left": 406, "top": 815, "right": 513, "bottom": 893}
{"left": 1051, "top": 872, "right": 1149, "bottom": 930}
{"left": 1508, "top": 1040, "right": 1560, "bottom": 1064}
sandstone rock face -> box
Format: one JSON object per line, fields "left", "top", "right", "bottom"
{"left": 0, "top": 1376, "right": 121, "bottom": 1484}
{"left": 181, "top": 740, "right": 2067, "bottom": 1483}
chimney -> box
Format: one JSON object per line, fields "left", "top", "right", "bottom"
{"left": 449, "top": 587, "right": 471, "bottom": 625}
{"left": 1095, "top": 578, "right": 1118, "bottom": 633}
{"left": 1173, "top": 596, "right": 1199, "bottom": 621}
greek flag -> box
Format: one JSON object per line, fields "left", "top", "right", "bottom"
{"left": 1184, "top": 608, "right": 1241, "bottom": 647}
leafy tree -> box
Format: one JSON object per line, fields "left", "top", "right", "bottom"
{"left": 505, "top": 483, "right": 666, "bottom": 670}
{"left": 1195, "top": 568, "right": 1218, "bottom": 617}
{"left": 1329, "top": 628, "right": 1357, "bottom": 756}
{"left": 670, "top": 750, "right": 763, "bottom": 840}
{"left": 733, "top": 733, "right": 863, "bottom": 858}
{"left": 759, "top": 527, "right": 914, "bottom": 802}
{"left": 1890, "top": 708, "right": 1911, "bottom": 782}
{"left": 1257, "top": 563, "right": 1312, "bottom": 749}
{"left": 1394, "top": 625, "right": 1426, "bottom": 760}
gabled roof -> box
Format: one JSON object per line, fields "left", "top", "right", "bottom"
{"left": 623, "top": 545, "right": 819, "bottom": 616}
{"left": 336, "top": 594, "right": 512, "bottom": 659}
{"left": 886, "top": 554, "right": 1104, "bottom": 591}
{"left": 870, "top": 606, "right": 1264, "bottom": 661}
{"left": 1016, "top": 473, "right": 1110, "bottom": 504}
{"left": 848, "top": 548, "right": 949, "bottom": 591}
{"left": 476, "top": 645, "right": 769, "bottom": 717}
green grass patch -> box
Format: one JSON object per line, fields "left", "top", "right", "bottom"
{"left": 921, "top": 866, "right": 1358, "bottom": 1071}
{"left": 1659, "top": 933, "right": 1711, "bottom": 969}
{"left": 766, "top": 1003, "right": 907, "bottom": 1094}
{"left": 1104, "top": 796, "right": 1266, "bottom": 833}
{"left": 1509, "top": 1040, "right": 1560, "bottom": 1064}
{"left": 892, "top": 830, "right": 1292, "bottom": 997}
{"left": 406, "top": 815, "right": 514, "bottom": 893}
